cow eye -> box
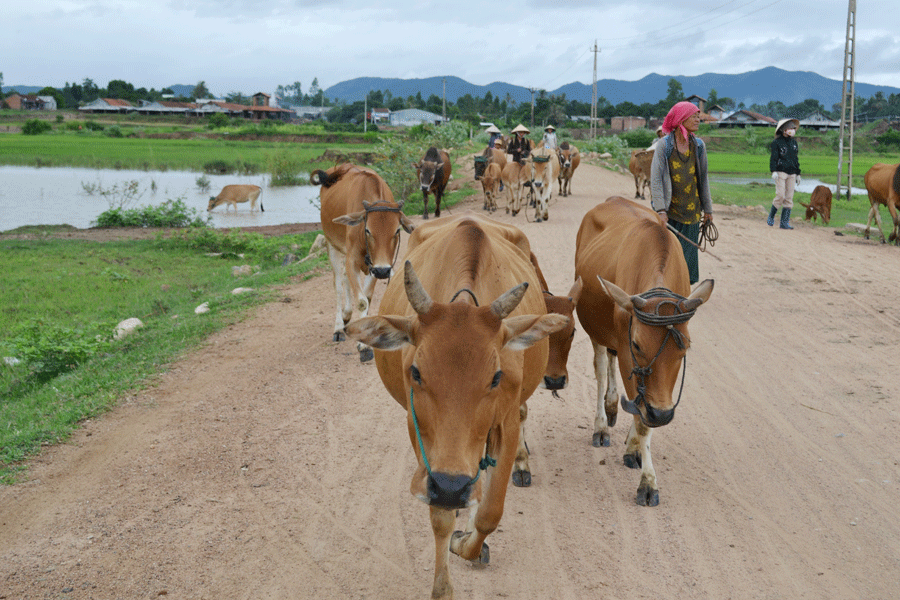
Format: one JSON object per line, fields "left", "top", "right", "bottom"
{"left": 490, "top": 370, "right": 503, "bottom": 389}
{"left": 632, "top": 341, "right": 642, "bottom": 354}
{"left": 410, "top": 365, "right": 422, "bottom": 385}
{"left": 569, "top": 328, "right": 576, "bottom": 340}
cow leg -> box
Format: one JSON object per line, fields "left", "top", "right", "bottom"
{"left": 888, "top": 200, "right": 900, "bottom": 244}
{"left": 512, "top": 403, "right": 531, "bottom": 487}
{"left": 422, "top": 191, "right": 430, "bottom": 220}
{"left": 591, "top": 343, "right": 618, "bottom": 447}
{"left": 354, "top": 272, "right": 377, "bottom": 362}
{"left": 327, "top": 243, "right": 351, "bottom": 342}
{"left": 865, "top": 197, "right": 886, "bottom": 242}
{"left": 434, "top": 188, "right": 442, "bottom": 218}
{"left": 624, "top": 418, "right": 659, "bottom": 506}
{"left": 430, "top": 506, "right": 457, "bottom": 600}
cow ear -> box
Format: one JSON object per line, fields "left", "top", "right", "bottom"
{"left": 399, "top": 214, "right": 416, "bottom": 234}
{"left": 682, "top": 279, "right": 714, "bottom": 312}
{"left": 333, "top": 210, "right": 367, "bottom": 226}
{"left": 502, "top": 314, "right": 570, "bottom": 351}
{"left": 344, "top": 315, "right": 417, "bottom": 350}
{"left": 596, "top": 276, "right": 647, "bottom": 312}
{"left": 567, "top": 277, "right": 584, "bottom": 304}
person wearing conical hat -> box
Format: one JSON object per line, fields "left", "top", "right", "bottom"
{"left": 485, "top": 124, "right": 502, "bottom": 149}
{"left": 508, "top": 124, "right": 533, "bottom": 163}
{"left": 767, "top": 118, "right": 801, "bottom": 229}
{"left": 542, "top": 124, "right": 558, "bottom": 150}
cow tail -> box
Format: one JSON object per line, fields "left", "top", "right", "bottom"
{"left": 893, "top": 164, "right": 900, "bottom": 196}
{"left": 310, "top": 169, "right": 340, "bottom": 188}
{"left": 260, "top": 188, "right": 265, "bottom": 212}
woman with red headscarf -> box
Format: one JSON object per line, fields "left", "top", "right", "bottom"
{"left": 650, "top": 101, "right": 714, "bottom": 285}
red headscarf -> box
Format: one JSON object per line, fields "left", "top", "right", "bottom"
{"left": 662, "top": 101, "right": 700, "bottom": 142}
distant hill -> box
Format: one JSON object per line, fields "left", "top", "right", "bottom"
{"left": 325, "top": 67, "right": 900, "bottom": 109}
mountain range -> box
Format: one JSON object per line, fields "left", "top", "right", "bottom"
{"left": 8, "top": 67, "right": 899, "bottom": 109}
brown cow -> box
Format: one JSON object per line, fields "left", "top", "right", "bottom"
{"left": 574, "top": 196, "right": 713, "bottom": 506}
{"left": 864, "top": 162, "right": 900, "bottom": 244}
{"left": 345, "top": 214, "right": 567, "bottom": 600}
{"left": 481, "top": 162, "right": 502, "bottom": 213}
{"left": 556, "top": 142, "right": 580, "bottom": 197}
{"left": 207, "top": 184, "right": 263, "bottom": 212}
{"left": 799, "top": 185, "right": 833, "bottom": 224}
{"left": 628, "top": 149, "right": 653, "bottom": 200}
{"left": 528, "top": 146, "right": 560, "bottom": 223}
{"left": 501, "top": 159, "right": 528, "bottom": 217}
{"left": 311, "top": 164, "right": 415, "bottom": 362}
{"left": 413, "top": 147, "right": 452, "bottom": 219}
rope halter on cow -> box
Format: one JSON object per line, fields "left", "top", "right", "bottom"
{"left": 624, "top": 287, "right": 694, "bottom": 418}
{"left": 361, "top": 202, "right": 404, "bottom": 273}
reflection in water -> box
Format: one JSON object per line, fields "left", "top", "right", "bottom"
{"left": 0, "top": 166, "right": 322, "bottom": 231}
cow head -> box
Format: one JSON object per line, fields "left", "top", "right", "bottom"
{"left": 345, "top": 262, "right": 568, "bottom": 508}
{"left": 557, "top": 146, "right": 574, "bottom": 170}
{"left": 207, "top": 196, "right": 221, "bottom": 211}
{"left": 413, "top": 158, "right": 444, "bottom": 193}
{"left": 332, "top": 201, "right": 415, "bottom": 279}
{"left": 599, "top": 276, "right": 714, "bottom": 428}
{"left": 540, "top": 277, "right": 583, "bottom": 392}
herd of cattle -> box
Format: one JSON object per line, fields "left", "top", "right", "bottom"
{"left": 202, "top": 151, "right": 900, "bottom": 599}
{"left": 306, "top": 155, "right": 715, "bottom": 599}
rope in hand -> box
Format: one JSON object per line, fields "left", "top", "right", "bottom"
{"left": 699, "top": 219, "right": 719, "bottom": 252}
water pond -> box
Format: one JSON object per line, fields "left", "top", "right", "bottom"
{"left": 0, "top": 166, "right": 321, "bottom": 232}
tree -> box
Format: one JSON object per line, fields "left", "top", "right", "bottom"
{"left": 226, "top": 91, "right": 250, "bottom": 104}
{"left": 707, "top": 88, "right": 719, "bottom": 108}
{"left": 665, "top": 78, "right": 684, "bottom": 105}
{"left": 192, "top": 81, "right": 210, "bottom": 99}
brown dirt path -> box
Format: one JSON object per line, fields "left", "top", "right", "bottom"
{"left": 2, "top": 159, "right": 899, "bottom": 600}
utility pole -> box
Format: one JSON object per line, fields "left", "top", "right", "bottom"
{"left": 442, "top": 77, "right": 447, "bottom": 124}
{"left": 529, "top": 88, "right": 536, "bottom": 128}
{"left": 836, "top": 0, "right": 856, "bottom": 200}
{"left": 590, "top": 41, "right": 600, "bottom": 139}
{"left": 364, "top": 93, "right": 367, "bottom": 133}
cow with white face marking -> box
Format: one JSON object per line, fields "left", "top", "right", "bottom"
{"left": 528, "top": 147, "right": 559, "bottom": 222}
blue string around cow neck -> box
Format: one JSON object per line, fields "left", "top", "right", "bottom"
{"left": 409, "top": 388, "right": 496, "bottom": 482}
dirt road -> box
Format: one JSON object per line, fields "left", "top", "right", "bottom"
{"left": 2, "top": 161, "right": 899, "bottom": 600}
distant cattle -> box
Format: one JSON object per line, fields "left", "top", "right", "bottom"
{"left": 207, "top": 184, "right": 263, "bottom": 212}
{"left": 529, "top": 146, "right": 560, "bottom": 222}
{"left": 574, "top": 196, "right": 713, "bottom": 506}
{"left": 556, "top": 142, "right": 580, "bottom": 197}
{"left": 864, "top": 162, "right": 900, "bottom": 244}
{"left": 311, "top": 163, "right": 415, "bottom": 362}
{"left": 481, "top": 162, "right": 503, "bottom": 213}
{"left": 345, "top": 213, "right": 567, "bottom": 600}
{"left": 501, "top": 159, "right": 529, "bottom": 217}
{"left": 628, "top": 150, "right": 653, "bottom": 200}
{"left": 413, "top": 147, "right": 452, "bottom": 220}
{"left": 799, "top": 185, "right": 833, "bottom": 224}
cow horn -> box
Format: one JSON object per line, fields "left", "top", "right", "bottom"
{"left": 490, "top": 282, "right": 529, "bottom": 319}
{"left": 404, "top": 261, "right": 433, "bottom": 315}
{"left": 362, "top": 200, "right": 372, "bottom": 211}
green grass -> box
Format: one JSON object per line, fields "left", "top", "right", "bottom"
{"left": 0, "top": 230, "right": 328, "bottom": 483}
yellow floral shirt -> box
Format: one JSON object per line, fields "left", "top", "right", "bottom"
{"left": 667, "top": 138, "right": 702, "bottom": 225}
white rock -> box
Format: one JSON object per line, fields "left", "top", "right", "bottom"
{"left": 231, "top": 287, "right": 254, "bottom": 295}
{"left": 114, "top": 317, "right": 144, "bottom": 340}
{"left": 195, "top": 302, "right": 210, "bottom": 314}
{"left": 3, "top": 356, "right": 21, "bottom": 366}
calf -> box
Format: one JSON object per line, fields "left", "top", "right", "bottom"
{"left": 481, "top": 162, "right": 502, "bottom": 213}
{"left": 628, "top": 150, "right": 653, "bottom": 200}
{"left": 799, "top": 185, "right": 832, "bottom": 224}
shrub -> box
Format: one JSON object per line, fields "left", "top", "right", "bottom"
{"left": 104, "top": 125, "right": 124, "bottom": 138}
{"left": 93, "top": 198, "right": 211, "bottom": 228}
{"left": 619, "top": 128, "right": 656, "bottom": 149}
{"left": 268, "top": 151, "right": 305, "bottom": 186}
{"left": 4, "top": 319, "right": 112, "bottom": 381}
{"left": 207, "top": 112, "right": 229, "bottom": 129}
{"left": 22, "top": 119, "right": 52, "bottom": 135}
{"left": 876, "top": 129, "right": 900, "bottom": 149}
{"left": 83, "top": 120, "right": 105, "bottom": 131}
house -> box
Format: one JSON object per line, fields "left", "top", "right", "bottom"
{"left": 717, "top": 109, "right": 777, "bottom": 128}
{"left": 79, "top": 98, "right": 134, "bottom": 114}
{"left": 370, "top": 108, "right": 390, "bottom": 123}
{"left": 684, "top": 94, "right": 708, "bottom": 113}
{"left": 610, "top": 116, "right": 646, "bottom": 132}
{"left": 292, "top": 105, "right": 329, "bottom": 120}
{"left": 135, "top": 100, "right": 199, "bottom": 116}
{"left": 799, "top": 112, "right": 841, "bottom": 131}
{"left": 389, "top": 108, "right": 446, "bottom": 127}
{"left": 705, "top": 104, "right": 728, "bottom": 121}
{"left": 4, "top": 93, "right": 53, "bottom": 110}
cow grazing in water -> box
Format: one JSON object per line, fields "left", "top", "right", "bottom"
{"left": 557, "top": 142, "right": 580, "bottom": 197}
{"left": 864, "top": 162, "right": 900, "bottom": 244}
{"left": 311, "top": 163, "right": 415, "bottom": 362}
{"left": 208, "top": 184, "right": 263, "bottom": 212}
{"left": 345, "top": 213, "right": 567, "bottom": 600}
{"left": 413, "top": 147, "right": 452, "bottom": 220}
{"left": 574, "top": 196, "right": 713, "bottom": 506}
{"left": 528, "top": 146, "right": 560, "bottom": 222}
{"left": 799, "top": 185, "right": 833, "bottom": 224}
{"left": 628, "top": 150, "right": 653, "bottom": 200}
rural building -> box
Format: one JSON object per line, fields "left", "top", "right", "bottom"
{"left": 799, "top": 112, "right": 841, "bottom": 130}
{"left": 389, "top": 108, "right": 446, "bottom": 127}
{"left": 370, "top": 108, "right": 390, "bottom": 123}
{"left": 684, "top": 94, "right": 708, "bottom": 113}
{"left": 705, "top": 104, "right": 728, "bottom": 121}
{"left": 717, "top": 109, "right": 776, "bottom": 128}
{"left": 610, "top": 116, "right": 646, "bottom": 132}
{"left": 291, "top": 105, "right": 329, "bottom": 120}
{"left": 79, "top": 98, "right": 134, "bottom": 114}
{"left": 4, "top": 93, "right": 55, "bottom": 110}
{"left": 135, "top": 100, "right": 199, "bottom": 116}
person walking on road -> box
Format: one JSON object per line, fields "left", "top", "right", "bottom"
{"left": 768, "top": 118, "right": 801, "bottom": 229}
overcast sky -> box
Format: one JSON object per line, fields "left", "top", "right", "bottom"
{"left": 5, "top": 0, "right": 898, "bottom": 97}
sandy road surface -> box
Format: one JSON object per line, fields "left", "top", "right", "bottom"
{"left": 2, "top": 161, "right": 899, "bottom": 600}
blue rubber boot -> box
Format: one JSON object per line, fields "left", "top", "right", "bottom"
{"left": 780, "top": 208, "right": 794, "bottom": 230}
{"left": 767, "top": 205, "right": 778, "bottom": 226}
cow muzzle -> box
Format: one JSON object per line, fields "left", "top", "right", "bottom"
{"left": 621, "top": 394, "right": 674, "bottom": 428}
{"left": 542, "top": 374, "right": 567, "bottom": 390}
{"left": 427, "top": 472, "right": 475, "bottom": 509}
{"left": 370, "top": 266, "right": 391, "bottom": 279}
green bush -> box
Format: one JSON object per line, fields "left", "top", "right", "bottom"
{"left": 581, "top": 135, "right": 629, "bottom": 160}
{"left": 104, "top": 125, "right": 124, "bottom": 138}
{"left": 93, "top": 198, "right": 211, "bottom": 228}
{"left": 207, "top": 112, "right": 229, "bottom": 129}
{"left": 21, "top": 119, "right": 52, "bottom": 135}
{"left": 4, "top": 319, "right": 113, "bottom": 381}
{"left": 619, "top": 128, "right": 656, "bottom": 149}
{"left": 83, "top": 120, "right": 105, "bottom": 131}
{"left": 268, "top": 151, "right": 305, "bottom": 186}
{"left": 876, "top": 129, "right": 900, "bottom": 149}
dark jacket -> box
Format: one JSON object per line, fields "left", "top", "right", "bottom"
{"left": 508, "top": 135, "right": 532, "bottom": 162}
{"left": 769, "top": 136, "right": 801, "bottom": 175}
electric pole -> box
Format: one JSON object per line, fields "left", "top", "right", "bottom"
{"left": 590, "top": 41, "right": 600, "bottom": 139}
{"left": 529, "top": 88, "right": 536, "bottom": 128}
{"left": 836, "top": 0, "right": 856, "bottom": 200}
{"left": 442, "top": 77, "right": 447, "bottom": 124}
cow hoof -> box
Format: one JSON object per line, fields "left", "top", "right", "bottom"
{"left": 623, "top": 451, "right": 641, "bottom": 469}
{"left": 333, "top": 331, "right": 345, "bottom": 342}
{"left": 511, "top": 469, "right": 532, "bottom": 487}
{"left": 592, "top": 431, "right": 610, "bottom": 447}
{"left": 606, "top": 408, "right": 617, "bottom": 428}
{"left": 636, "top": 485, "right": 659, "bottom": 507}
{"left": 450, "top": 532, "right": 490, "bottom": 564}
{"left": 359, "top": 347, "right": 374, "bottom": 363}
{"left": 535, "top": 217, "right": 543, "bottom": 223}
